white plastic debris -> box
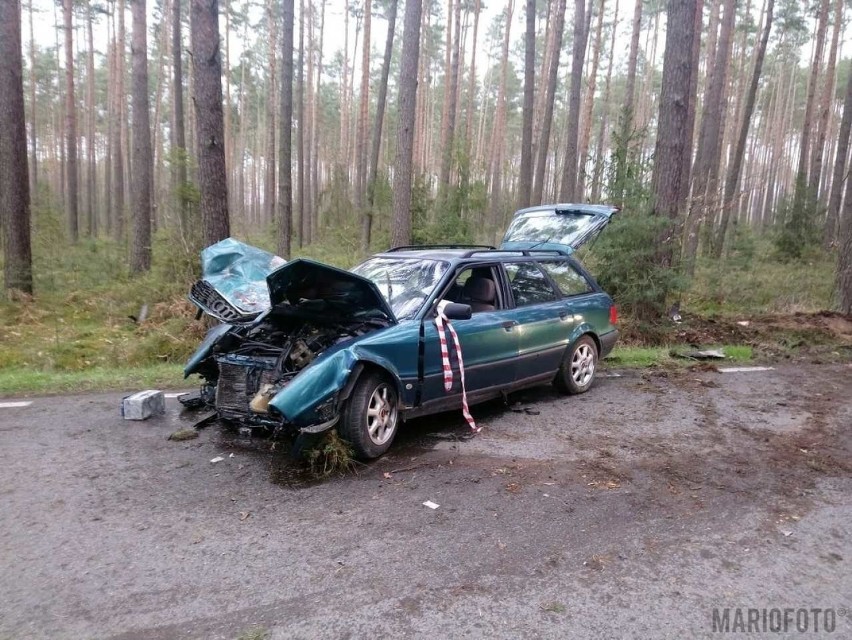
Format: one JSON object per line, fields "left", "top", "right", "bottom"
{"left": 210, "top": 456, "right": 225, "bottom": 463}
{"left": 718, "top": 366, "right": 775, "bottom": 373}
{"left": 121, "top": 390, "right": 165, "bottom": 420}
{"left": 422, "top": 500, "right": 440, "bottom": 510}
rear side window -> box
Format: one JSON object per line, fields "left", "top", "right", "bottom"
{"left": 539, "top": 261, "right": 592, "bottom": 296}
{"left": 504, "top": 262, "right": 558, "bottom": 307}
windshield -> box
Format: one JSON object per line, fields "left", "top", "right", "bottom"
{"left": 351, "top": 257, "right": 449, "bottom": 320}
{"left": 502, "top": 210, "right": 600, "bottom": 248}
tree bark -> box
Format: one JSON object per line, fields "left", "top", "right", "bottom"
{"left": 1, "top": 0, "right": 34, "bottom": 295}
{"left": 716, "top": 0, "right": 774, "bottom": 255}
{"left": 808, "top": 0, "right": 843, "bottom": 204}
{"left": 356, "top": 0, "right": 372, "bottom": 220}
{"left": 296, "top": 0, "right": 305, "bottom": 246}
{"left": 558, "top": 0, "right": 588, "bottom": 202}
{"left": 277, "top": 0, "right": 294, "bottom": 258}
{"left": 577, "top": 0, "right": 605, "bottom": 198}
{"left": 438, "top": 0, "right": 463, "bottom": 199}
{"left": 112, "top": 0, "right": 126, "bottom": 242}
{"left": 173, "top": 0, "right": 188, "bottom": 229}
{"left": 651, "top": 0, "right": 699, "bottom": 275}
{"left": 391, "top": 0, "right": 423, "bottom": 247}
{"left": 27, "top": 0, "right": 37, "bottom": 195}
{"left": 63, "top": 0, "right": 79, "bottom": 242}
{"left": 825, "top": 60, "right": 852, "bottom": 247}
{"left": 488, "top": 0, "right": 514, "bottom": 228}
{"left": 532, "top": 0, "right": 566, "bottom": 204}
{"left": 517, "top": 0, "right": 536, "bottom": 208}
{"left": 363, "top": 0, "right": 398, "bottom": 250}
{"left": 264, "top": 0, "right": 277, "bottom": 226}
{"left": 791, "top": 0, "right": 830, "bottom": 223}
{"left": 839, "top": 163, "right": 852, "bottom": 313}
{"left": 191, "top": 0, "right": 230, "bottom": 246}
{"left": 86, "top": 6, "right": 97, "bottom": 236}
{"left": 130, "top": 0, "right": 153, "bottom": 272}
{"left": 687, "top": 0, "right": 734, "bottom": 260}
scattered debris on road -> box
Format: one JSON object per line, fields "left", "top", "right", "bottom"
{"left": 718, "top": 366, "right": 776, "bottom": 373}
{"left": 121, "top": 390, "right": 165, "bottom": 420}
{"left": 422, "top": 500, "right": 440, "bottom": 509}
{"left": 210, "top": 456, "right": 225, "bottom": 463}
{"left": 168, "top": 428, "right": 199, "bottom": 442}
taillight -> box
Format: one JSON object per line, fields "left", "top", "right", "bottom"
{"left": 609, "top": 305, "right": 618, "bottom": 325}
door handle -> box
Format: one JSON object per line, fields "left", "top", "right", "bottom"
{"left": 501, "top": 320, "right": 518, "bottom": 331}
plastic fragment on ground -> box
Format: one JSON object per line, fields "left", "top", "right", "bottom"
{"left": 121, "top": 390, "right": 165, "bottom": 420}
{"left": 423, "top": 500, "right": 440, "bottom": 509}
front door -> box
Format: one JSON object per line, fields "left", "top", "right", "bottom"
{"left": 420, "top": 265, "right": 518, "bottom": 407}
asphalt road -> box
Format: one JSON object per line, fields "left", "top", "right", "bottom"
{"left": 1, "top": 363, "right": 850, "bottom": 639}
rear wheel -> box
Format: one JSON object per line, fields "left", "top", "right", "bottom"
{"left": 554, "top": 335, "right": 598, "bottom": 395}
{"left": 339, "top": 371, "right": 400, "bottom": 459}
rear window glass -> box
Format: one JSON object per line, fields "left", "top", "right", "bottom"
{"left": 539, "top": 261, "right": 592, "bottom": 296}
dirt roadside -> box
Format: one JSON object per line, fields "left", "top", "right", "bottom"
{"left": 0, "top": 363, "right": 850, "bottom": 639}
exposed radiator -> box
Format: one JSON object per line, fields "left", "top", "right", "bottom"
{"left": 215, "top": 354, "right": 279, "bottom": 415}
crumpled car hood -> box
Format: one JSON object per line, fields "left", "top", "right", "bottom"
{"left": 266, "top": 258, "right": 397, "bottom": 324}
{"left": 188, "top": 238, "right": 396, "bottom": 325}
{"left": 188, "top": 238, "right": 285, "bottom": 323}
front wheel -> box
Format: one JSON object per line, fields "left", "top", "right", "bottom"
{"left": 554, "top": 335, "right": 598, "bottom": 395}
{"left": 339, "top": 371, "right": 400, "bottom": 459}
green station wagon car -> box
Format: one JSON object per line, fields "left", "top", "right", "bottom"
{"left": 185, "top": 203, "right": 619, "bottom": 458}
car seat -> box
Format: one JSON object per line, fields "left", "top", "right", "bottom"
{"left": 460, "top": 277, "right": 497, "bottom": 312}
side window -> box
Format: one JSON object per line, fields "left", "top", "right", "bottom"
{"left": 445, "top": 266, "right": 501, "bottom": 312}
{"left": 504, "top": 262, "right": 558, "bottom": 307}
{"left": 539, "top": 261, "right": 592, "bottom": 297}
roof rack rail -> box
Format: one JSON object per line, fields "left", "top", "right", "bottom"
{"left": 386, "top": 244, "right": 496, "bottom": 252}
{"left": 465, "top": 248, "right": 572, "bottom": 258}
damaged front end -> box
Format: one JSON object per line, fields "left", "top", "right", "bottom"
{"left": 184, "top": 239, "right": 396, "bottom": 437}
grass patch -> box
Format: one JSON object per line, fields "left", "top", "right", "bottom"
{"left": 0, "top": 363, "right": 186, "bottom": 396}
{"left": 305, "top": 430, "right": 358, "bottom": 478}
{"left": 235, "top": 628, "right": 268, "bottom": 640}
{"left": 604, "top": 344, "right": 753, "bottom": 369}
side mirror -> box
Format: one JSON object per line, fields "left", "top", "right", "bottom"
{"left": 441, "top": 302, "right": 472, "bottom": 320}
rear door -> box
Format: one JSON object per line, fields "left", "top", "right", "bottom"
{"left": 501, "top": 261, "right": 569, "bottom": 380}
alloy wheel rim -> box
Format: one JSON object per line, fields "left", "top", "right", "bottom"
{"left": 571, "top": 344, "right": 596, "bottom": 387}
{"left": 366, "top": 384, "right": 398, "bottom": 445}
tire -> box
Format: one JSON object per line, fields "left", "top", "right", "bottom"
{"left": 554, "top": 335, "right": 598, "bottom": 395}
{"left": 339, "top": 371, "right": 400, "bottom": 459}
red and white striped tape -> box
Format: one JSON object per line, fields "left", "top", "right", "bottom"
{"left": 435, "top": 300, "right": 480, "bottom": 433}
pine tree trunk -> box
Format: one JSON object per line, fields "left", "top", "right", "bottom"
{"left": 278, "top": 0, "right": 294, "bottom": 258}
{"left": 1, "top": 0, "right": 34, "bottom": 295}
{"left": 488, "top": 0, "right": 515, "bottom": 231}
{"left": 808, "top": 0, "right": 843, "bottom": 204}
{"left": 112, "top": 0, "right": 126, "bottom": 242}
{"left": 825, "top": 60, "right": 852, "bottom": 247}
{"left": 558, "top": 0, "right": 588, "bottom": 201}
{"left": 839, "top": 167, "right": 852, "bottom": 312}
{"left": 296, "top": 0, "right": 306, "bottom": 245}
{"left": 173, "top": 0, "right": 188, "bottom": 230}
{"left": 28, "top": 0, "right": 37, "bottom": 195}
{"left": 577, "top": 0, "right": 605, "bottom": 199}
{"left": 63, "top": 0, "right": 79, "bottom": 242}
{"left": 791, "top": 0, "right": 830, "bottom": 229}
{"left": 191, "top": 0, "right": 230, "bottom": 246}
{"left": 311, "top": 0, "right": 325, "bottom": 234}
{"left": 356, "top": 0, "right": 372, "bottom": 214}
{"left": 650, "top": 0, "right": 699, "bottom": 286}
{"left": 262, "top": 0, "right": 277, "bottom": 226}
{"left": 517, "top": 0, "right": 536, "bottom": 209}
{"left": 363, "top": 0, "right": 398, "bottom": 250}
{"left": 717, "top": 0, "right": 773, "bottom": 253}
{"left": 86, "top": 7, "right": 97, "bottom": 236}
{"left": 130, "top": 0, "right": 152, "bottom": 273}
{"left": 532, "top": 0, "right": 565, "bottom": 204}
{"left": 391, "top": 0, "right": 423, "bottom": 247}
{"left": 686, "top": 0, "right": 734, "bottom": 261}
{"left": 591, "top": 0, "right": 618, "bottom": 202}
{"left": 438, "top": 0, "right": 463, "bottom": 200}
